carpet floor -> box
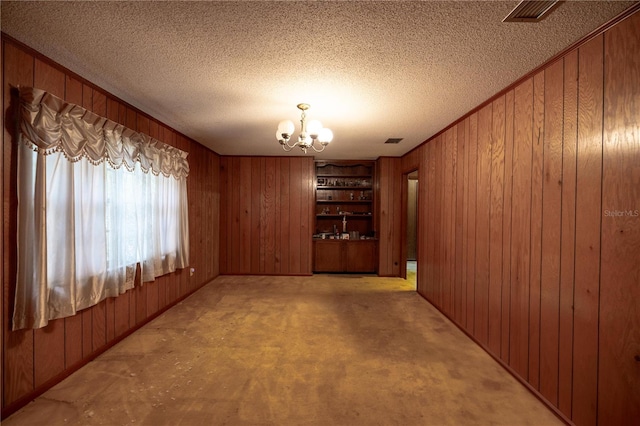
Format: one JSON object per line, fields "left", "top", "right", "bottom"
{"left": 4, "top": 275, "right": 561, "bottom": 426}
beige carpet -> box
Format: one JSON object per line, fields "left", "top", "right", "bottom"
{"left": 4, "top": 275, "right": 561, "bottom": 425}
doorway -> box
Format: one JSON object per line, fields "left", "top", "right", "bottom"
{"left": 404, "top": 170, "right": 418, "bottom": 287}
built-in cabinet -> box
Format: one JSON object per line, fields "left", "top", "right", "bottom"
{"left": 313, "top": 161, "right": 377, "bottom": 273}
{"left": 314, "top": 240, "right": 377, "bottom": 273}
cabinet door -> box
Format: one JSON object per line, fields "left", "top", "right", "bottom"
{"left": 346, "top": 241, "right": 377, "bottom": 273}
{"left": 314, "top": 241, "right": 344, "bottom": 272}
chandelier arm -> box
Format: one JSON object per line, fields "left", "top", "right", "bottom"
{"left": 280, "top": 141, "right": 295, "bottom": 152}
{"left": 310, "top": 142, "right": 326, "bottom": 153}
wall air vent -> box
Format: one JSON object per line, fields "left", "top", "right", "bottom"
{"left": 503, "top": 0, "right": 562, "bottom": 23}
{"left": 384, "top": 138, "right": 403, "bottom": 144}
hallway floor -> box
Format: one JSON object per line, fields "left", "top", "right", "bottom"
{"left": 4, "top": 275, "right": 561, "bottom": 425}
{"left": 407, "top": 260, "right": 417, "bottom": 287}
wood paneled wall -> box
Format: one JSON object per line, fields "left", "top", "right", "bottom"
{"left": 219, "top": 156, "right": 314, "bottom": 275}
{"left": 408, "top": 11, "right": 639, "bottom": 426}
{"left": 1, "top": 36, "right": 220, "bottom": 418}
{"left": 376, "top": 157, "right": 403, "bottom": 277}
{"left": 598, "top": 13, "right": 640, "bottom": 424}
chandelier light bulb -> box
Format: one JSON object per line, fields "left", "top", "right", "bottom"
{"left": 318, "top": 128, "right": 333, "bottom": 144}
{"left": 307, "top": 120, "right": 323, "bottom": 139}
{"left": 277, "top": 120, "right": 295, "bottom": 139}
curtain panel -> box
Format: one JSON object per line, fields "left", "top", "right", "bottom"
{"left": 13, "top": 87, "right": 190, "bottom": 330}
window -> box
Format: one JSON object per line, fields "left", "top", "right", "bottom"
{"left": 13, "top": 87, "right": 189, "bottom": 330}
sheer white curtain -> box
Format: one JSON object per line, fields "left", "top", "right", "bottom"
{"left": 13, "top": 87, "right": 189, "bottom": 330}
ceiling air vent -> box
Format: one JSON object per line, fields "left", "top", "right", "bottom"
{"left": 503, "top": 0, "right": 562, "bottom": 23}
{"left": 384, "top": 138, "right": 403, "bottom": 144}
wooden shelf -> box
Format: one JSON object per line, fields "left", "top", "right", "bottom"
{"left": 316, "top": 174, "right": 372, "bottom": 178}
{"left": 316, "top": 214, "right": 372, "bottom": 218}
{"left": 317, "top": 185, "right": 372, "bottom": 190}
{"left": 317, "top": 200, "right": 372, "bottom": 204}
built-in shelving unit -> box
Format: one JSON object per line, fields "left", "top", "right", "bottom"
{"left": 314, "top": 161, "right": 375, "bottom": 238}
{"left": 313, "top": 161, "right": 377, "bottom": 273}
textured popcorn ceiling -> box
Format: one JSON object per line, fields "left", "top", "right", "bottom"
{"left": 1, "top": 1, "right": 635, "bottom": 159}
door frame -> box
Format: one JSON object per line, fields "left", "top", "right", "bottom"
{"left": 400, "top": 168, "right": 419, "bottom": 281}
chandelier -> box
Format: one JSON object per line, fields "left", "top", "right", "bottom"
{"left": 276, "top": 103, "right": 333, "bottom": 153}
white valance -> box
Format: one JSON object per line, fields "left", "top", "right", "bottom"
{"left": 18, "top": 86, "right": 189, "bottom": 179}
